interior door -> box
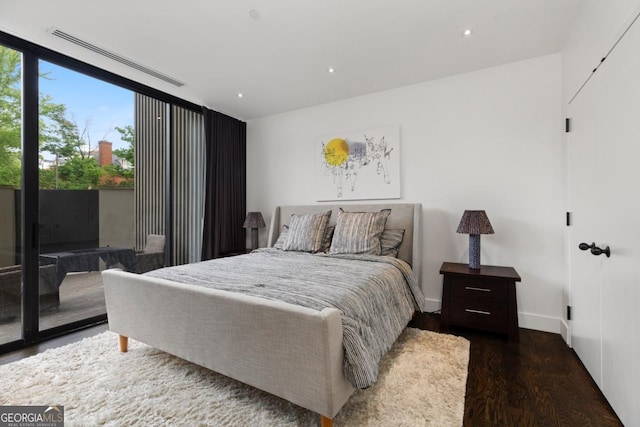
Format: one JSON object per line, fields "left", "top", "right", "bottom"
{"left": 568, "top": 14, "right": 640, "bottom": 426}
{"left": 567, "top": 87, "right": 604, "bottom": 387}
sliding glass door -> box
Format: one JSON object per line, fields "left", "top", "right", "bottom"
{"left": 0, "top": 44, "right": 23, "bottom": 346}
{"left": 37, "top": 60, "right": 136, "bottom": 331}
{"left": 0, "top": 30, "right": 204, "bottom": 353}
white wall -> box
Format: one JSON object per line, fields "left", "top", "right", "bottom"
{"left": 247, "top": 53, "right": 564, "bottom": 333}
{"left": 562, "top": 0, "right": 640, "bottom": 104}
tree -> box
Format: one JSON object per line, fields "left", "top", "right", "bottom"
{"left": 58, "top": 156, "right": 102, "bottom": 189}
{"left": 39, "top": 112, "right": 103, "bottom": 189}
{"left": 113, "top": 125, "right": 134, "bottom": 166}
{"left": 0, "top": 45, "right": 85, "bottom": 188}
{"left": 0, "top": 46, "right": 22, "bottom": 186}
{"left": 0, "top": 46, "right": 134, "bottom": 189}
{"left": 97, "top": 124, "right": 135, "bottom": 187}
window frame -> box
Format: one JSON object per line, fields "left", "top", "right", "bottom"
{"left": 0, "top": 29, "right": 201, "bottom": 353}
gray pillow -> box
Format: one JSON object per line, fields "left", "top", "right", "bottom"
{"left": 329, "top": 208, "right": 391, "bottom": 255}
{"left": 282, "top": 210, "right": 331, "bottom": 252}
{"left": 320, "top": 225, "right": 336, "bottom": 253}
{"left": 380, "top": 229, "right": 404, "bottom": 257}
{"left": 272, "top": 225, "right": 289, "bottom": 249}
{"left": 144, "top": 234, "right": 165, "bottom": 253}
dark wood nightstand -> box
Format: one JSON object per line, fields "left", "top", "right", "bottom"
{"left": 439, "top": 262, "right": 522, "bottom": 342}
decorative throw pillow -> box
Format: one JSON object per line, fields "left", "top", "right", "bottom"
{"left": 380, "top": 229, "right": 405, "bottom": 257}
{"left": 329, "top": 208, "right": 391, "bottom": 255}
{"left": 272, "top": 225, "right": 289, "bottom": 249}
{"left": 144, "top": 234, "right": 165, "bottom": 253}
{"left": 320, "top": 225, "right": 336, "bottom": 253}
{"left": 282, "top": 210, "right": 331, "bottom": 252}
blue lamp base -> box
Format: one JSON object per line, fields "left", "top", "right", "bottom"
{"left": 469, "top": 234, "right": 481, "bottom": 269}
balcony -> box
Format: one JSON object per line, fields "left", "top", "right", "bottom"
{"left": 0, "top": 271, "right": 105, "bottom": 343}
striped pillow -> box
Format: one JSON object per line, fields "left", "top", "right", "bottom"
{"left": 329, "top": 208, "right": 391, "bottom": 255}
{"left": 380, "top": 229, "right": 404, "bottom": 257}
{"left": 272, "top": 225, "right": 289, "bottom": 249}
{"left": 320, "top": 225, "right": 336, "bottom": 253}
{"left": 282, "top": 211, "right": 331, "bottom": 252}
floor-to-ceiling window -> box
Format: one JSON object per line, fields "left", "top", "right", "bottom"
{"left": 0, "top": 44, "right": 23, "bottom": 346}
{"left": 0, "top": 31, "right": 204, "bottom": 353}
{"left": 36, "top": 60, "right": 136, "bottom": 331}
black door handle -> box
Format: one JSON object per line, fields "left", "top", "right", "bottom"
{"left": 578, "top": 242, "right": 611, "bottom": 257}
{"left": 578, "top": 242, "right": 594, "bottom": 251}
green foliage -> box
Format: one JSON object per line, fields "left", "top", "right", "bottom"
{"left": 0, "top": 46, "right": 22, "bottom": 187}
{"left": 39, "top": 99, "right": 82, "bottom": 160}
{"left": 38, "top": 167, "right": 57, "bottom": 190}
{"left": 113, "top": 125, "right": 135, "bottom": 166}
{"left": 100, "top": 163, "right": 134, "bottom": 187}
{"left": 0, "top": 155, "right": 21, "bottom": 186}
{"left": 57, "top": 157, "right": 102, "bottom": 189}
{"left": 0, "top": 45, "right": 135, "bottom": 189}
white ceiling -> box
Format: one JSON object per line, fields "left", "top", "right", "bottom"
{"left": 0, "top": 0, "right": 584, "bottom": 120}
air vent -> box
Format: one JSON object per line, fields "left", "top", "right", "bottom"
{"left": 48, "top": 27, "right": 185, "bottom": 87}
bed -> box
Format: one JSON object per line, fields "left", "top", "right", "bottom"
{"left": 103, "top": 203, "right": 423, "bottom": 426}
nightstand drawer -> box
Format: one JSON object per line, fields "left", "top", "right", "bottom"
{"left": 448, "top": 277, "right": 508, "bottom": 303}
{"left": 449, "top": 300, "right": 508, "bottom": 333}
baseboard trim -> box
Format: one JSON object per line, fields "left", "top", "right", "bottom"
{"left": 559, "top": 318, "right": 570, "bottom": 345}
{"left": 518, "top": 311, "right": 561, "bottom": 334}
{"left": 423, "top": 298, "right": 441, "bottom": 314}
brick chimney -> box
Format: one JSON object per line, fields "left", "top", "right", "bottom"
{"left": 98, "top": 140, "right": 113, "bottom": 166}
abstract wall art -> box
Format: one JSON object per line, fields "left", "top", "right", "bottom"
{"left": 315, "top": 125, "right": 400, "bottom": 201}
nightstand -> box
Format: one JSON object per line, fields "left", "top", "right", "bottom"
{"left": 439, "top": 262, "right": 522, "bottom": 342}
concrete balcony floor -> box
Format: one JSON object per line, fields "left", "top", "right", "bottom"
{"left": 0, "top": 271, "right": 106, "bottom": 345}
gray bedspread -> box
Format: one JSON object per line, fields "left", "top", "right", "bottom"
{"left": 145, "top": 248, "right": 425, "bottom": 389}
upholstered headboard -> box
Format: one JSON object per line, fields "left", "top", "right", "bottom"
{"left": 267, "top": 203, "right": 422, "bottom": 284}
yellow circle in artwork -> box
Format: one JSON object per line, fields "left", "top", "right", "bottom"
{"left": 324, "top": 138, "right": 349, "bottom": 166}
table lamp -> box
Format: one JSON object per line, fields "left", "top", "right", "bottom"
{"left": 243, "top": 212, "right": 266, "bottom": 250}
{"left": 456, "top": 210, "right": 494, "bottom": 269}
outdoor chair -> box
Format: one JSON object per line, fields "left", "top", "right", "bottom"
{"left": 135, "top": 234, "right": 166, "bottom": 274}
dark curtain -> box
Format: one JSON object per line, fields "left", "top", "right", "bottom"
{"left": 201, "top": 108, "right": 246, "bottom": 260}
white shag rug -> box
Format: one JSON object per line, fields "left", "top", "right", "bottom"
{"left": 0, "top": 328, "right": 469, "bottom": 426}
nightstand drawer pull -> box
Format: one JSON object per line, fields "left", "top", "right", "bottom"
{"left": 465, "top": 309, "right": 491, "bottom": 315}
{"left": 465, "top": 286, "right": 491, "bottom": 292}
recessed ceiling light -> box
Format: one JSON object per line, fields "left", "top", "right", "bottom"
{"left": 249, "top": 9, "right": 260, "bottom": 19}
{"left": 237, "top": 93, "right": 243, "bottom": 98}
{"left": 462, "top": 28, "right": 473, "bottom": 37}
{"left": 328, "top": 67, "right": 335, "bottom": 74}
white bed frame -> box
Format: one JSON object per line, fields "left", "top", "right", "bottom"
{"left": 103, "top": 203, "right": 421, "bottom": 426}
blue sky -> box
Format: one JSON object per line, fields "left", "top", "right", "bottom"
{"left": 39, "top": 60, "right": 134, "bottom": 156}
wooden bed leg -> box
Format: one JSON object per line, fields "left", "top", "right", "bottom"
{"left": 320, "top": 415, "right": 333, "bottom": 427}
{"left": 119, "top": 335, "right": 128, "bottom": 353}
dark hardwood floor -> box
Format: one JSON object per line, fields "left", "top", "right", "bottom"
{"left": 409, "top": 312, "right": 622, "bottom": 427}
{"left": 1, "top": 313, "right": 623, "bottom": 426}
